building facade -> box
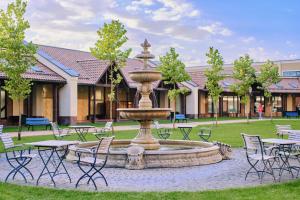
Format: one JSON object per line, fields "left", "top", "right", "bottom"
{"left": 0, "top": 44, "right": 299, "bottom": 125}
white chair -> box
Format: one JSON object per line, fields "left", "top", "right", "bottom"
{"left": 241, "top": 133, "right": 276, "bottom": 183}
{"left": 50, "top": 122, "right": 70, "bottom": 140}
{"left": 93, "top": 122, "right": 113, "bottom": 139}
{"left": 275, "top": 125, "right": 292, "bottom": 138}
{"left": 75, "top": 136, "right": 114, "bottom": 190}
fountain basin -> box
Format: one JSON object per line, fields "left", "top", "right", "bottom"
{"left": 66, "top": 140, "right": 223, "bottom": 169}
{"left": 129, "top": 70, "right": 162, "bottom": 83}
{"left": 118, "top": 108, "right": 171, "bottom": 120}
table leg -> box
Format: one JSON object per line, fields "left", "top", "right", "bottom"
{"left": 279, "top": 144, "right": 294, "bottom": 181}
{"left": 52, "top": 148, "right": 71, "bottom": 183}
{"left": 36, "top": 148, "right": 56, "bottom": 186}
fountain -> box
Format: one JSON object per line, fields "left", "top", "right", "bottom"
{"left": 67, "top": 40, "right": 224, "bottom": 169}
{"left": 117, "top": 39, "right": 171, "bottom": 150}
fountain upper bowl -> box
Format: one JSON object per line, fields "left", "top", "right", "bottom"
{"left": 129, "top": 70, "right": 162, "bottom": 83}
{"left": 117, "top": 108, "right": 171, "bottom": 120}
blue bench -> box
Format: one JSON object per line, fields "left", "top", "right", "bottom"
{"left": 284, "top": 111, "right": 299, "bottom": 118}
{"left": 25, "top": 118, "right": 51, "bottom": 131}
{"left": 175, "top": 114, "right": 188, "bottom": 123}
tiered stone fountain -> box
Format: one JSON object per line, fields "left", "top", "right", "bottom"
{"left": 67, "top": 40, "right": 224, "bottom": 169}
{"left": 117, "top": 39, "right": 171, "bottom": 150}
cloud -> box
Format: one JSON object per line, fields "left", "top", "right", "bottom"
{"left": 151, "top": 0, "right": 200, "bottom": 21}
{"left": 241, "top": 36, "right": 255, "bottom": 44}
{"left": 198, "top": 22, "right": 232, "bottom": 37}
{"left": 126, "top": 0, "right": 154, "bottom": 11}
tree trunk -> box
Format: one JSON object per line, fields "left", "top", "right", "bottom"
{"left": 269, "top": 98, "right": 273, "bottom": 121}
{"left": 245, "top": 103, "right": 249, "bottom": 124}
{"left": 17, "top": 99, "right": 22, "bottom": 140}
{"left": 214, "top": 102, "right": 218, "bottom": 126}
{"left": 110, "top": 64, "right": 114, "bottom": 135}
{"left": 173, "top": 97, "right": 176, "bottom": 129}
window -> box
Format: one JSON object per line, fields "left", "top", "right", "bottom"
{"left": 283, "top": 71, "right": 300, "bottom": 77}
{"left": 208, "top": 96, "right": 219, "bottom": 113}
{"left": 272, "top": 96, "right": 282, "bottom": 112}
{"left": 223, "top": 96, "right": 238, "bottom": 113}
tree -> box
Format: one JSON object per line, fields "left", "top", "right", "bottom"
{"left": 158, "top": 47, "right": 191, "bottom": 127}
{"left": 230, "top": 55, "right": 255, "bottom": 123}
{"left": 0, "top": 0, "right": 37, "bottom": 140}
{"left": 257, "top": 60, "right": 280, "bottom": 120}
{"left": 204, "top": 47, "right": 225, "bottom": 126}
{"left": 91, "top": 20, "right": 131, "bottom": 132}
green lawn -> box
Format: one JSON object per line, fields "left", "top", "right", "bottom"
{"left": 2, "top": 116, "right": 250, "bottom": 132}
{"left": 1, "top": 119, "right": 299, "bottom": 152}
{"left": 1, "top": 178, "right": 300, "bottom": 200}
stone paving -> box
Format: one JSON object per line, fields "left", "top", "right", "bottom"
{"left": 0, "top": 149, "right": 298, "bottom": 192}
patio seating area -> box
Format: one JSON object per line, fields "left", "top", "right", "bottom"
{"left": 1, "top": 121, "right": 300, "bottom": 192}
{"left": 1, "top": 148, "right": 300, "bottom": 192}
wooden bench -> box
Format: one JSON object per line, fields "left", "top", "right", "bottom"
{"left": 175, "top": 114, "right": 188, "bottom": 123}
{"left": 25, "top": 118, "right": 51, "bottom": 131}
{"left": 284, "top": 111, "right": 299, "bottom": 118}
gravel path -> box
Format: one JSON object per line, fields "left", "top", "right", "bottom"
{"left": 0, "top": 148, "right": 298, "bottom": 192}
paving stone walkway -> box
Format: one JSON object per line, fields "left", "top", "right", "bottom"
{"left": 0, "top": 149, "right": 298, "bottom": 192}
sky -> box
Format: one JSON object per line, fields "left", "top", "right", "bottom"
{"left": 0, "top": 0, "right": 299, "bottom": 66}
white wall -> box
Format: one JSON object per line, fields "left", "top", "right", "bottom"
{"left": 36, "top": 54, "right": 78, "bottom": 119}
{"left": 181, "top": 82, "right": 198, "bottom": 118}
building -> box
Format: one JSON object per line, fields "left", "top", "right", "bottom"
{"left": 0, "top": 44, "right": 299, "bottom": 125}
{"left": 0, "top": 44, "right": 187, "bottom": 125}
{"left": 184, "top": 60, "right": 300, "bottom": 118}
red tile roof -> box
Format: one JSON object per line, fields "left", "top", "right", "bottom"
{"left": 0, "top": 61, "right": 65, "bottom": 83}
{"left": 37, "top": 45, "right": 157, "bottom": 87}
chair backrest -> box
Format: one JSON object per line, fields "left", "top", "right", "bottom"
{"left": 96, "top": 136, "right": 114, "bottom": 154}
{"left": 288, "top": 130, "right": 300, "bottom": 141}
{"left": 241, "top": 133, "right": 265, "bottom": 155}
{"left": 50, "top": 122, "right": 61, "bottom": 137}
{"left": 154, "top": 121, "right": 160, "bottom": 129}
{"left": 0, "top": 133, "right": 14, "bottom": 149}
{"left": 276, "top": 125, "right": 292, "bottom": 130}
{"left": 276, "top": 125, "right": 292, "bottom": 134}
{"left": 0, "top": 125, "right": 3, "bottom": 134}
{"left": 105, "top": 122, "right": 113, "bottom": 130}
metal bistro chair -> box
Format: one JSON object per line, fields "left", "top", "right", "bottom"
{"left": 241, "top": 133, "right": 276, "bottom": 183}
{"left": 75, "top": 136, "right": 114, "bottom": 190}
{"left": 93, "top": 122, "right": 113, "bottom": 139}
{"left": 50, "top": 122, "right": 71, "bottom": 140}
{"left": 277, "top": 130, "right": 300, "bottom": 178}
{"left": 0, "top": 133, "right": 36, "bottom": 183}
{"left": 154, "top": 121, "right": 172, "bottom": 140}
{"left": 275, "top": 125, "right": 292, "bottom": 138}
{"left": 198, "top": 127, "right": 212, "bottom": 142}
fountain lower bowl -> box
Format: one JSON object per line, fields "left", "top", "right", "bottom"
{"left": 118, "top": 108, "right": 171, "bottom": 120}
{"left": 66, "top": 140, "right": 222, "bottom": 169}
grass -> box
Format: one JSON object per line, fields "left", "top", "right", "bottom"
{"left": 1, "top": 119, "right": 299, "bottom": 152}
{"left": 2, "top": 178, "right": 300, "bottom": 200}
{"left": 2, "top": 117, "right": 249, "bottom": 132}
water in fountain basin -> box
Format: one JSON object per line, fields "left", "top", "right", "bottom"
{"left": 150, "top": 91, "right": 158, "bottom": 108}
{"left": 133, "top": 90, "right": 159, "bottom": 108}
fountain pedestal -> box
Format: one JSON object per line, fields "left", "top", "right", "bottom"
{"left": 130, "top": 120, "right": 160, "bottom": 150}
